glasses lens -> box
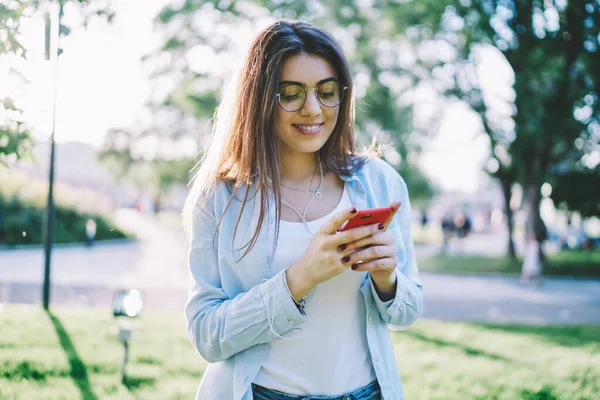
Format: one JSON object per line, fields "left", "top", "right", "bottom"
{"left": 318, "top": 81, "right": 343, "bottom": 108}
{"left": 278, "top": 84, "right": 305, "bottom": 112}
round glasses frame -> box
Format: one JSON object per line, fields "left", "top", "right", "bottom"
{"left": 276, "top": 80, "right": 349, "bottom": 112}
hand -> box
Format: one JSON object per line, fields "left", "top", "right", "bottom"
{"left": 338, "top": 201, "right": 401, "bottom": 300}
{"left": 286, "top": 206, "right": 386, "bottom": 300}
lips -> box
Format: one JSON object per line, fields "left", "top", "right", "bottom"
{"left": 293, "top": 122, "right": 324, "bottom": 136}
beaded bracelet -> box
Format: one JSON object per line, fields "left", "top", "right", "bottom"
{"left": 284, "top": 268, "right": 306, "bottom": 316}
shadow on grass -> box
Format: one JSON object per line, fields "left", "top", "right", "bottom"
{"left": 474, "top": 323, "right": 600, "bottom": 349}
{"left": 402, "top": 330, "right": 513, "bottom": 362}
{"left": 520, "top": 385, "right": 559, "bottom": 400}
{"left": 123, "top": 375, "right": 156, "bottom": 391}
{"left": 46, "top": 310, "right": 98, "bottom": 400}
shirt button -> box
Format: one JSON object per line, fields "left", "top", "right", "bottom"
{"left": 368, "top": 314, "right": 373, "bottom": 321}
{"left": 288, "top": 319, "right": 295, "bottom": 326}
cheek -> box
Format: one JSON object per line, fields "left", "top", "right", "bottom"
{"left": 327, "top": 108, "right": 340, "bottom": 128}
{"left": 275, "top": 108, "right": 287, "bottom": 136}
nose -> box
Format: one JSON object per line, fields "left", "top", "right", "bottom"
{"left": 300, "top": 88, "right": 322, "bottom": 116}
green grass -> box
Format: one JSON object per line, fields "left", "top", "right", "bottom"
{"left": 0, "top": 305, "right": 599, "bottom": 399}
{"left": 420, "top": 250, "right": 600, "bottom": 277}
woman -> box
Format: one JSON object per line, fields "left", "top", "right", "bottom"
{"left": 521, "top": 231, "right": 543, "bottom": 286}
{"left": 183, "top": 20, "right": 423, "bottom": 400}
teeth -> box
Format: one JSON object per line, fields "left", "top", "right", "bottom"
{"left": 297, "top": 125, "right": 321, "bottom": 131}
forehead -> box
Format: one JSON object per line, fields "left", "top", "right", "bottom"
{"left": 280, "top": 53, "right": 337, "bottom": 85}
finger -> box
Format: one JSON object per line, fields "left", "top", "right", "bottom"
{"left": 338, "top": 231, "right": 393, "bottom": 253}
{"left": 320, "top": 206, "right": 358, "bottom": 235}
{"left": 334, "top": 222, "right": 385, "bottom": 247}
{"left": 382, "top": 201, "right": 401, "bottom": 230}
{"left": 351, "top": 256, "right": 397, "bottom": 272}
{"left": 342, "top": 244, "right": 395, "bottom": 266}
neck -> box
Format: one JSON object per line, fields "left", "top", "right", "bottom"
{"left": 279, "top": 150, "right": 320, "bottom": 182}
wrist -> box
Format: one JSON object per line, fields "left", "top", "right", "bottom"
{"left": 371, "top": 270, "right": 397, "bottom": 301}
{"left": 286, "top": 260, "right": 316, "bottom": 301}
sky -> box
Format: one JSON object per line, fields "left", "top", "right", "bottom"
{"left": 7, "top": 0, "right": 497, "bottom": 194}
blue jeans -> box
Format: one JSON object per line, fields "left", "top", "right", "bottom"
{"left": 251, "top": 380, "right": 381, "bottom": 400}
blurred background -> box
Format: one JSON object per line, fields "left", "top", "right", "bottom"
{"left": 1, "top": 1, "right": 599, "bottom": 399}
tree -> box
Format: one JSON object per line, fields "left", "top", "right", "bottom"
{"left": 0, "top": 2, "right": 33, "bottom": 164}
{"left": 141, "top": 0, "right": 434, "bottom": 202}
{"left": 99, "top": 127, "right": 198, "bottom": 213}
{"left": 0, "top": 0, "right": 115, "bottom": 164}
{"left": 387, "top": 0, "right": 600, "bottom": 258}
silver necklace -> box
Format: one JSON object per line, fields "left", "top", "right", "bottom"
{"left": 280, "top": 163, "right": 322, "bottom": 198}
{"left": 281, "top": 160, "right": 324, "bottom": 235}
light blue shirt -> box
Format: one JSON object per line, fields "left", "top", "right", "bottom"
{"left": 186, "top": 157, "right": 424, "bottom": 400}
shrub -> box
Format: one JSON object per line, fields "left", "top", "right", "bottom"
{"left": 0, "top": 171, "right": 129, "bottom": 245}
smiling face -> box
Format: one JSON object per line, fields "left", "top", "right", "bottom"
{"left": 275, "top": 52, "right": 340, "bottom": 158}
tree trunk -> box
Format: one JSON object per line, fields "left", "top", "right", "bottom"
{"left": 500, "top": 177, "right": 517, "bottom": 259}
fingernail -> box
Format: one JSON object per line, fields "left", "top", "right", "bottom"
{"left": 350, "top": 207, "right": 357, "bottom": 214}
{"left": 339, "top": 244, "right": 347, "bottom": 251}
{"left": 342, "top": 256, "right": 351, "bottom": 263}
{"left": 378, "top": 224, "right": 384, "bottom": 230}
{"left": 351, "top": 264, "right": 358, "bottom": 270}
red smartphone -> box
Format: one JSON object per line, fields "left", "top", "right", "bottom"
{"left": 340, "top": 205, "right": 398, "bottom": 232}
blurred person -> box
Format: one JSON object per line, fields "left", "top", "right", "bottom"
{"left": 521, "top": 231, "right": 543, "bottom": 286}
{"left": 85, "top": 218, "right": 97, "bottom": 247}
{"left": 0, "top": 208, "right": 4, "bottom": 244}
{"left": 420, "top": 210, "right": 428, "bottom": 227}
{"left": 454, "top": 213, "right": 466, "bottom": 238}
{"left": 441, "top": 212, "right": 454, "bottom": 253}
{"left": 182, "top": 21, "right": 422, "bottom": 400}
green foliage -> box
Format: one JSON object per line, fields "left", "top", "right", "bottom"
{"left": 0, "top": 1, "right": 115, "bottom": 164}
{"left": 396, "top": 160, "right": 435, "bottom": 204}
{"left": 98, "top": 129, "right": 197, "bottom": 201}
{"left": 550, "top": 167, "right": 600, "bottom": 218}
{"left": 0, "top": 173, "right": 127, "bottom": 246}
{"left": 399, "top": 1, "right": 599, "bottom": 216}
{"left": 144, "top": 0, "right": 433, "bottom": 200}
{"left": 0, "top": 1, "right": 30, "bottom": 56}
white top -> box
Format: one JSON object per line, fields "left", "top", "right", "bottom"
{"left": 522, "top": 239, "right": 542, "bottom": 275}
{"left": 253, "top": 184, "right": 377, "bottom": 395}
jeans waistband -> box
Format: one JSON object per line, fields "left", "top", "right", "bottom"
{"left": 251, "top": 380, "right": 381, "bottom": 400}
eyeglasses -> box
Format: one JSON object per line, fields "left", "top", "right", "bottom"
{"left": 276, "top": 79, "right": 348, "bottom": 112}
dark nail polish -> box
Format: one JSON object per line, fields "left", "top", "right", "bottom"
{"left": 351, "top": 264, "right": 358, "bottom": 270}
{"left": 350, "top": 207, "right": 357, "bottom": 214}
{"left": 342, "top": 256, "right": 351, "bottom": 263}
{"left": 378, "top": 224, "right": 384, "bottom": 230}
{"left": 339, "top": 244, "right": 347, "bottom": 251}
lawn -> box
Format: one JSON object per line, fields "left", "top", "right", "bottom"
{"left": 1, "top": 305, "right": 598, "bottom": 399}
{"left": 419, "top": 250, "right": 600, "bottom": 278}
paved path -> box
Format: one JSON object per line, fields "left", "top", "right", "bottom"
{"left": 420, "top": 273, "right": 600, "bottom": 324}
{"left": 1, "top": 209, "right": 599, "bottom": 324}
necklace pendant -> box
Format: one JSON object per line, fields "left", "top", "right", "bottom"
{"left": 315, "top": 191, "right": 321, "bottom": 198}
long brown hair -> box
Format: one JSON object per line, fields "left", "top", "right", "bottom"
{"left": 183, "top": 20, "right": 367, "bottom": 259}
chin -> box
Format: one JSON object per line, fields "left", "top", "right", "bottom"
{"left": 294, "top": 139, "right": 329, "bottom": 154}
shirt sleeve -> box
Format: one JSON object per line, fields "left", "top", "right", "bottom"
{"left": 185, "top": 195, "right": 306, "bottom": 364}
{"left": 367, "top": 164, "right": 424, "bottom": 327}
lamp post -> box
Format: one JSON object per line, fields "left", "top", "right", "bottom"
{"left": 42, "top": 2, "right": 63, "bottom": 310}
{"left": 112, "top": 289, "right": 144, "bottom": 383}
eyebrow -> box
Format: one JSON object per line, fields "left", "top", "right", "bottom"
{"left": 279, "top": 77, "right": 338, "bottom": 87}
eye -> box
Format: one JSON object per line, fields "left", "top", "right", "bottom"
{"left": 280, "top": 93, "right": 300, "bottom": 101}
{"left": 318, "top": 91, "right": 335, "bottom": 98}
{"left": 279, "top": 85, "right": 304, "bottom": 101}
{"left": 318, "top": 81, "right": 340, "bottom": 99}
